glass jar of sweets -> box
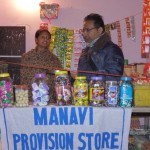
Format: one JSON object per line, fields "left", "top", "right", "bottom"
{"left": 89, "top": 76, "right": 105, "bottom": 106}
{"left": 55, "top": 70, "right": 72, "bottom": 105}
{"left": 32, "top": 73, "right": 49, "bottom": 106}
{"left": 15, "top": 85, "right": 29, "bottom": 107}
{"left": 0, "top": 73, "right": 13, "bottom": 107}
{"left": 73, "top": 76, "right": 88, "bottom": 106}
{"left": 105, "top": 81, "right": 119, "bottom": 107}
{"left": 119, "top": 77, "right": 133, "bottom": 107}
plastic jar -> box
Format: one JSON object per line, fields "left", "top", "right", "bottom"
{"left": 73, "top": 76, "right": 88, "bottom": 106}
{"left": 15, "top": 85, "right": 29, "bottom": 107}
{"left": 55, "top": 70, "right": 72, "bottom": 105}
{"left": 119, "top": 77, "right": 133, "bottom": 107}
{"left": 0, "top": 73, "right": 13, "bottom": 107}
{"left": 32, "top": 73, "right": 50, "bottom": 106}
{"left": 105, "top": 81, "right": 119, "bottom": 107}
{"left": 89, "top": 76, "right": 105, "bottom": 106}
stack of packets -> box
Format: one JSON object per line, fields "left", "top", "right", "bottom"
{"left": 129, "top": 135, "right": 150, "bottom": 150}
{"left": 50, "top": 26, "right": 74, "bottom": 69}
{"left": 129, "top": 117, "right": 150, "bottom": 150}
{"left": 124, "top": 63, "right": 150, "bottom": 106}
{"left": 124, "top": 63, "right": 150, "bottom": 85}
{"left": 71, "top": 29, "right": 86, "bottom": 70}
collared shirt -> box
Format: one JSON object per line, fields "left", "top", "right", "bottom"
{"left": 89, "top": 32, "right": 105, "bottom": 48}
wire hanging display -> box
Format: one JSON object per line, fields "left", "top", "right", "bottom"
{"left": 39, "top": 2, "right": 59, "bottom": 23}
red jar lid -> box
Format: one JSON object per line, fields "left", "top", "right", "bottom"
{"left": 14, "top": 85, "right": 28, "bottom": 90}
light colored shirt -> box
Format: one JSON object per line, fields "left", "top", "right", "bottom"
{"left": 89, "top": 32, "right": 105, "bottom": 48}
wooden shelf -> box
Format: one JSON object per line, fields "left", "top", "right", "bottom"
{"left": 132, "top": 107, "right": 150, "bottom": 113}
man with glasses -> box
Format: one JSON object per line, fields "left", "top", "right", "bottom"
{"left": 77, "top": 13, "right": 124, "bottom": 81}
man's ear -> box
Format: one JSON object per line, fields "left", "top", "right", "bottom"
{"left": 98, "top": 27, "right": 103, "bottom": 34}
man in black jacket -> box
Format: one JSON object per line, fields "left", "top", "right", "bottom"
{"left": 77, "top": 13, "right": 124, "bottom": 82}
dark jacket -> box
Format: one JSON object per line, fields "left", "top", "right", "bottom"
{"left": 77, "top": 33, "right": 124, "bottom": 82}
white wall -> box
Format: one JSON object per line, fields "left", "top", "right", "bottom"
{"left": 0, "top": 0, "right": 146, "bottom": 64}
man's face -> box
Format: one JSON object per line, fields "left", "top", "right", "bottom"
{"left": 82, "top": 20, "right": 102, "bottom": 43}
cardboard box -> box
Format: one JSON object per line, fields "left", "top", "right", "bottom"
{"left": 124, "top": 64, "right": 136, "bottom": 76}
{"left": 136, "top": 63, "right": 145, "bottom": 75}
{"left": 134, "top": 85, "right": 150, "bottom": 106}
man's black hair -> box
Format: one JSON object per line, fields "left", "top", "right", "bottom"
{"left": 84, "top": 13, "right": 105, "bottom": 32}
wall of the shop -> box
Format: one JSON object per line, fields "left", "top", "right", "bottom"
{"left": 0, "top": 0, "right": 146, "bottom": 64}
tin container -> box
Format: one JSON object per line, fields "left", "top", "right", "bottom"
{"left": 73, "top": 76, "right": 88, "bottom": 106}
{"left": 89, "top": 76, "right": 105, "bottom": 106}
{"left": 55, "top": 70, "right": 72, "bottom": 105}
{"left": 105, "top": 81, "right": 119, "bottom": 107}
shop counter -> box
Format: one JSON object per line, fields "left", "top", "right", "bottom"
{"left": 0, "top": 106, "right": 132, "bottom": 150}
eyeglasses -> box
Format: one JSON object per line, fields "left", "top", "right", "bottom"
{"left": 81, "top": 27, "right": 97, "bottom": 33}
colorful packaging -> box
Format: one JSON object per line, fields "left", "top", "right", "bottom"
{"left": 55, "top": 70, "right": 72, "bottom": 105}
{"left": 73, "top": 76, "right": 88, "bottom": 106}
{"left": 32, "top": 73, "right": 50, "bottom": 106}
{"left": 0, "top": 73, "right": 13, "bottom": 107}
{"left": 105, "top": 81, "right": 119, "bottom": 107}
{"left": 89, "top": 76, "right": 105, "bottom": 106}
{"left": 119, "top": 77, "right": 133, "bottom": 107}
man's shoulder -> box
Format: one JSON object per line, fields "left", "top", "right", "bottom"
{"left": 104, "top": 41, "right": 122, "bottom": 51}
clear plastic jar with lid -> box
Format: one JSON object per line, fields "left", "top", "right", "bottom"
{"left": 89, "top": 76, "right": 105, "bottom": 106}
{"left": 55, "top": 70, "right": 72, "bottom": 105}
{"left": 73, "top": 76, "right": 88, "bottom": 106}
{"left": 105, "top": 81, "right": 119, "bottom": 107}
{"left": 0, "top": 73, "right": 13, "bottom": 107}
{"left": 32, "top": 73, "right": 49, "bottom": 106}
{"left": 119, "top": 76, "right": 133, "bottom": 107}
{"left": 15, "top": 85, "right": 29, "bottom": 107}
